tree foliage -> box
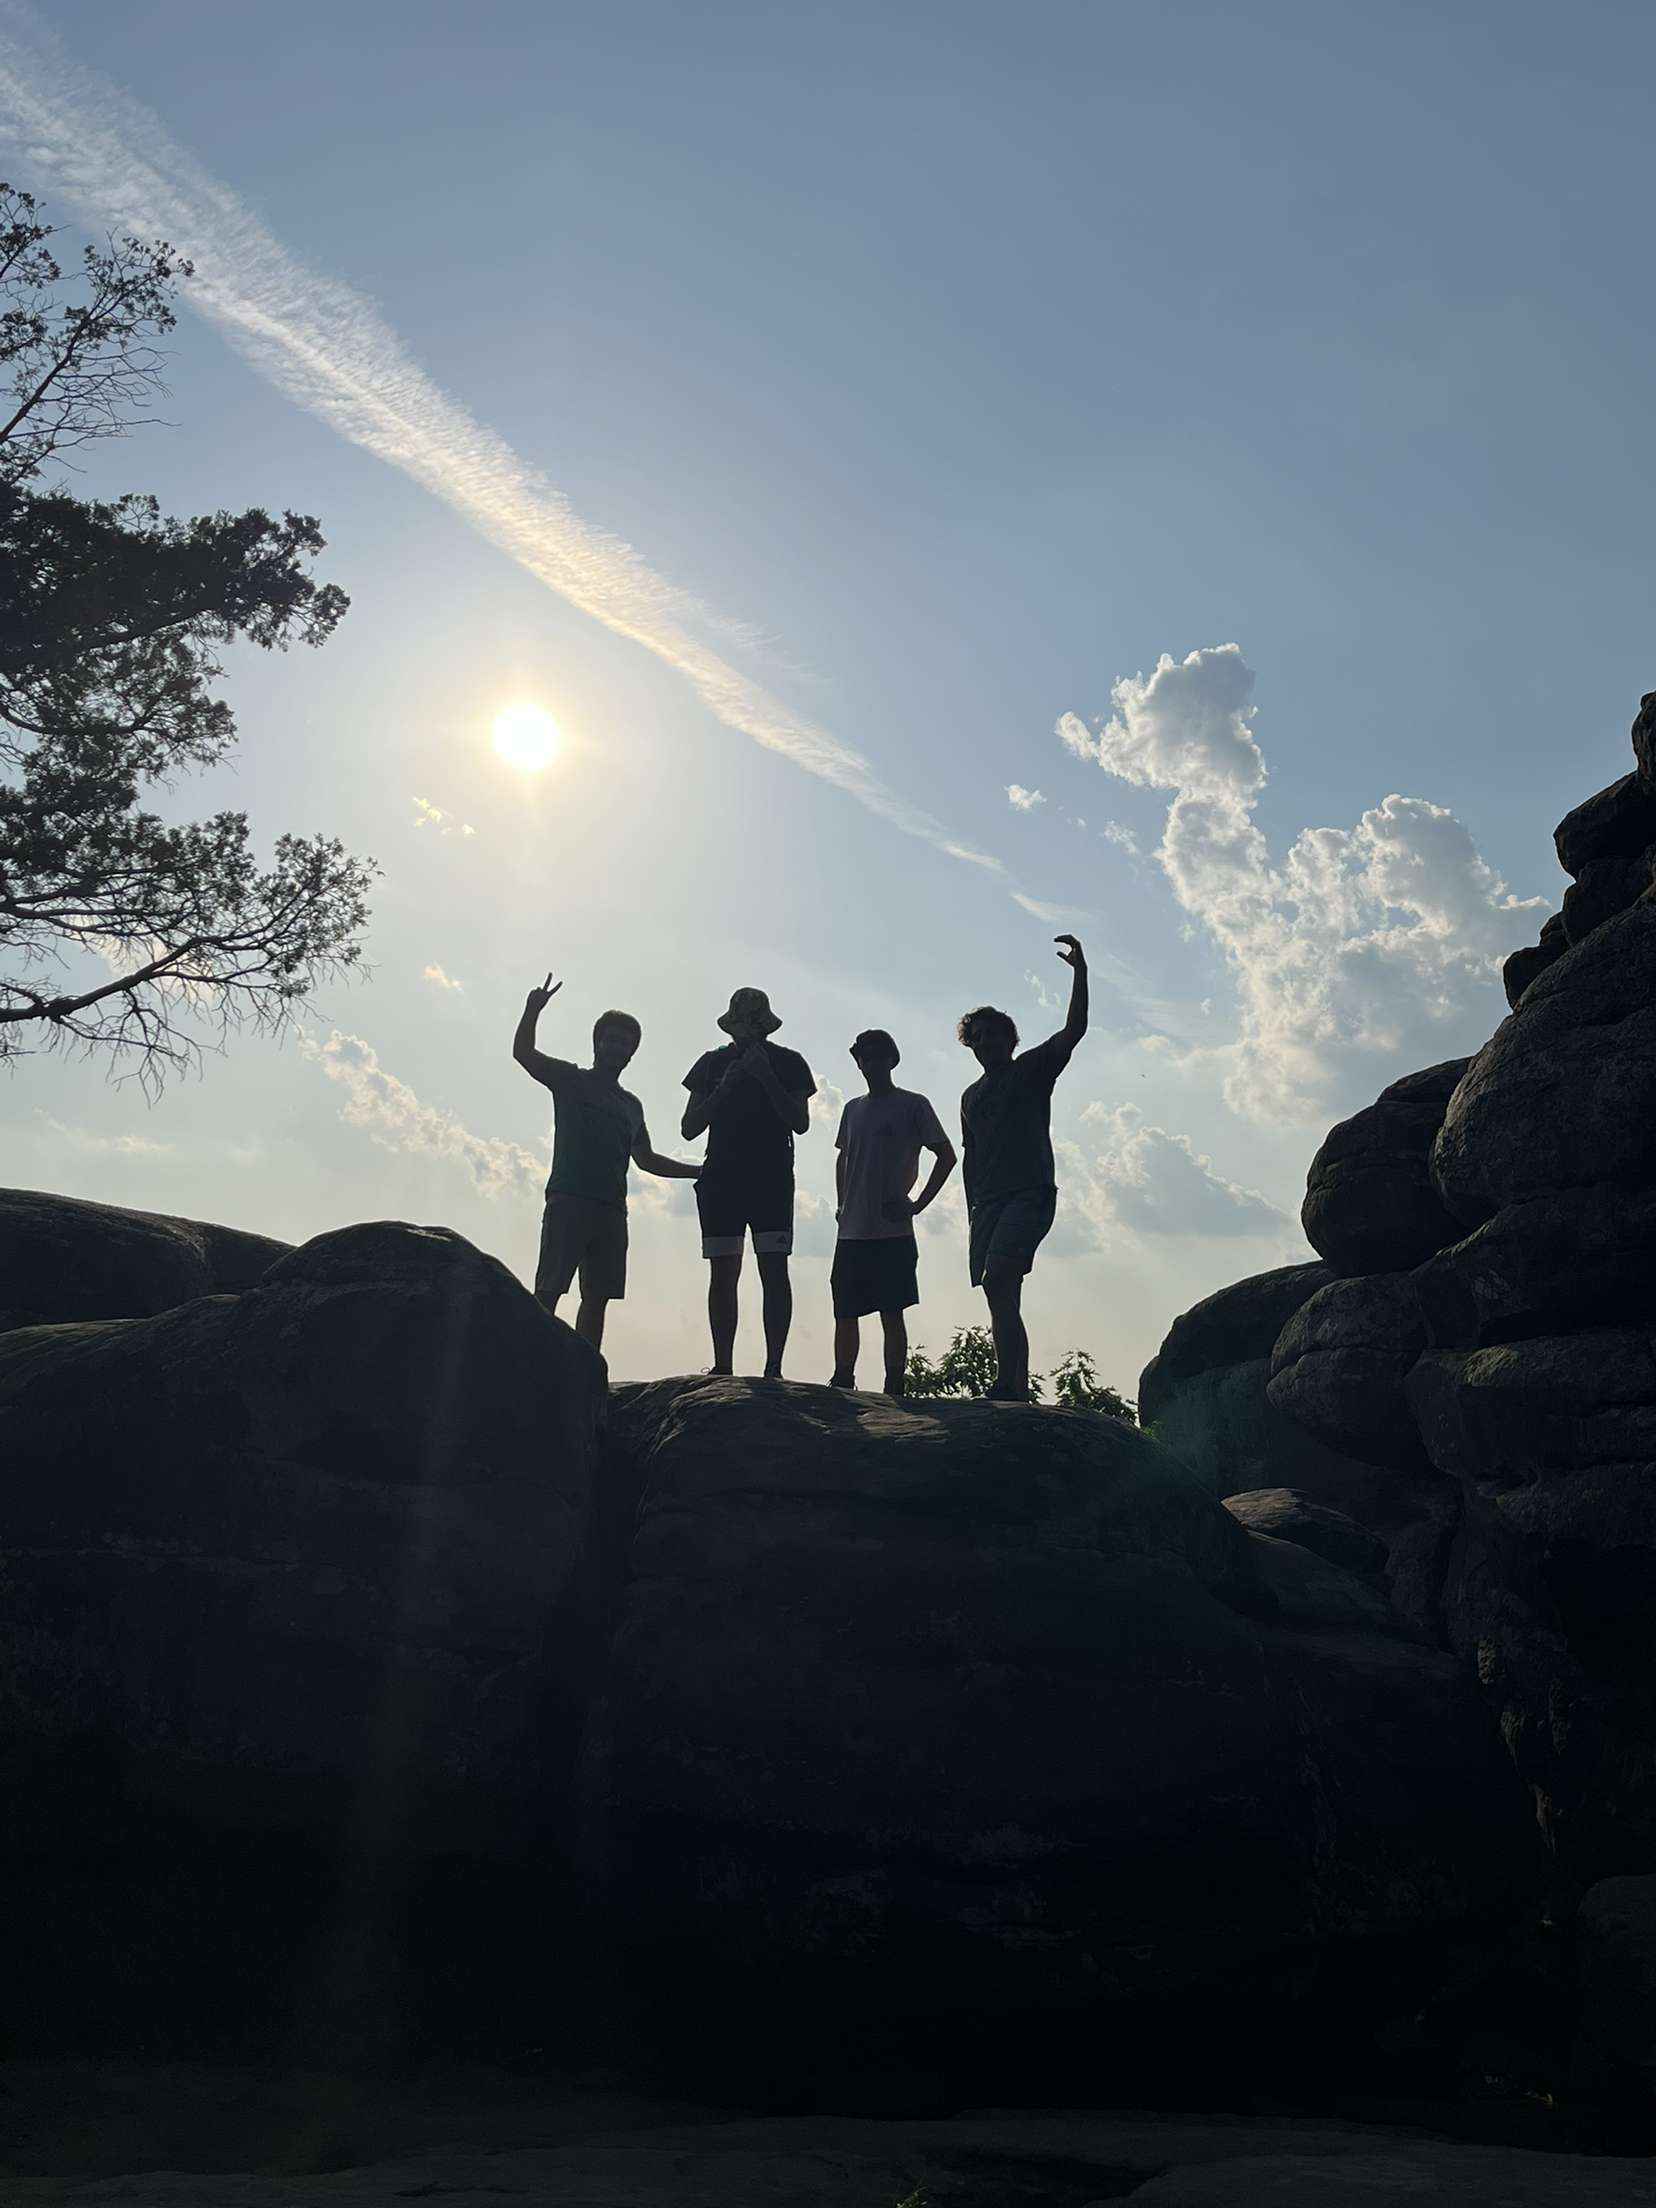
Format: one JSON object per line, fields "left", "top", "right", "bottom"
{"left": 904, "top": 1325, "right": 1136, "bottom": 1422}
{"left": 0, "top": 180, "right": 374, "bottom": 1088}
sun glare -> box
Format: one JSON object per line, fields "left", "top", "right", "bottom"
{"left": 491, "top": 701, "right": 561, "bottom": 771}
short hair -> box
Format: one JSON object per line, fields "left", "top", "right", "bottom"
{"left": 957, "top": 1005, "right": 1018, "bottom": 1050}
{"left": 593, "top": 1008, "right": 642, "bottom": 1046}
{"left": 850, "top": 1028, "right": 900, "bottom": 1065}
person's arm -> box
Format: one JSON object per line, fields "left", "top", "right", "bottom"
{"left": 886, "top": 1106, "right": 958, "bottom": 1224}
{"left": 512, "top": 972, "right": 565, "bottom": 1087}
{"left": 742, "top": 1043, "right": 812, "bottom": 1136}
{"left": 633, "top": 1122, "right": 703, "bottom": 1179}
{"left": 681, "top": 1052, "right": 733, "bottom": 1140}
{"left": 835, "top": 1144, "right": 848, "bottom": 1222}
{"left": 1055, "top": 934, "right": 1088, "bottom": 1048}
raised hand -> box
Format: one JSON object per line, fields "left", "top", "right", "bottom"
{"left": 525, "top": 970, "right": 563, "bottom": 1015}
{"left": 1054, "top": 934, "right": 1086, "bottom": 969}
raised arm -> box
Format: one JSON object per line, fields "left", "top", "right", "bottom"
{"left": 512, "top": 972, "right": 564, "bottom": 1087}
{"left": 1053, "top": 934, "right": 1089, "bottom": 1049}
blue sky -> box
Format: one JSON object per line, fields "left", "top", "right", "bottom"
{"left": 3, "top": 0, "right": 1652, "bottom": 1385}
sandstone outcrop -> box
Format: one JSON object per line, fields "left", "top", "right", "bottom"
{"left": 1, "top": 1221, "right": 606, "bottom": 2049}
{"left": 578, "top": 1375, "right": 1534, "bottom": 2087}
{"left": 1137, "top": 1261, "right": 1389, "bottom": 1516}
{"left": 1267, "top": 1274, "right": 1427, "bottom": 1470}
{"left": 1222, "top": 1485, "right": 1387, "bottom": 1577}
{"left": 1574, "top": 1873, "right": 1656, "bottom": 2099}
{"left": 1299, "top": 1059, "right": 1467, "bottom": 1276}
{"left": 1502, "top": 911, "right": 1567, "bottom": 1009}
{"left": 1413, "top": 1186, "right": 1656, "bottom": 1350}
{"left": 0, "top": 1185, "right": 291, "bottom": 1331}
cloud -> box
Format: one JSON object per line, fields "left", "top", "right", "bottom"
{"left": 1100, "top": 820, "right": 1142, "bottom": 860}
{"left": 35, "top": 1112, "right": 174, "bottom": 1158}
{"left": 1061, "top": 646, "right": 1547, "bottom": 1125}
{"left": 1026, "top": 969, "right": 1063, "bottom": 1012}
{"left": 299, "top": 1029, "right": 544, "bottom": 1201}
{"left": 422, "top": 963, "right": 463, "bottom": 992}
{"left": 412, "top": 797, "right": 477, "bottom": 838}
{"left": 0, "top": 10, "right": 1008, "bottom": 879}
{"left": 1012, "top": 892, "right": 1089, "bottom": 925}
{"left": 1006, "top": 784, "right": 1046, "bottom": 812}
{"left": 809, "top": 1076, "right": 847, "bottom": 1131}
{"left": 1069, "top": 1105, "right": 1293, "bottom": 1242}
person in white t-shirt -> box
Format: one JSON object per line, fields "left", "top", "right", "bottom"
{"left": 829, "top": 1029, "right": 957, "bottom": 1396}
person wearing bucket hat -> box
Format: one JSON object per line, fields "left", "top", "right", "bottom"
{"left": 682, "top": 987, "right": 816, "bottom": 1377}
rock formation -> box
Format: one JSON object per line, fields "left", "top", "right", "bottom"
{"left": 1299, "top": 1058, "right": 1467, "bottom": 1276}
{"left": 0, "top": 1185, "right": 290, "bottom": 1331}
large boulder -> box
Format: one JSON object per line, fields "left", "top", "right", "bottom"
{"left": 1407, "top": 1331, "right": 1656, "bottom": 1874}
{"left": 1413, "top": 1186, "right": 1656, "bottom": 1350}
{"left": 1553, "top": 771, "right": 1656, "bottom": 878}
{"left": 579, "top": 1377, "right": 1537, "bottom": 2095}
{"left": 1222, "top": 1486, "right": 1388, "bottom": 1578}
{"left": 1432, "top": 903, "right": 1656, "bottom": 1227}
{"left": 1138, "top": 1263, "right": 1389, "bottom": 1518}
{"left": 0, "top": 1185, "right": 291, "bottom": 1331}
{"left": 1299, "top": 1060, "right": 1468, "bottom": 1277}
{"left": 1266, "top": 1274, "right": 1427, "bottom": 1471}
{"left": 0, "top": 1221, "right": 606, "bottom": 2050}
{"left": 1634, "top": 689, "right": 1656, "bottom": 791}
{"left": 1574, "top": 1873, "right": 1656, "bottom": 2099}
{"left": 1502, "top": 912, "right": 1567, "bottom": 1010}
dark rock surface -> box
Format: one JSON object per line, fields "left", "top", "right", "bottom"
{"left": 1431, "top": 903, "right": 1656, "bottom": 1227}
{"left": 5, "top": 2070, "right": 1647, "bottom": 2208}
{"left": 578, "top": 1376, "right": 1535, "bottom": 2091}
{"left": 1574, "top": 1873, "right": 1656, "bottom": 2097}
{"left": 1634, "top": 689, "right": 1656, "bottom": 790}
{"left": 1222, "top": 1486, "right": 1388, "bottom": 1577}
{"left": 1138, "top": 1263, "right": 1390, "bottom": 1516}
{"left": 0, "top": 1221, "right": 606, "bottom": 2051}
{"left": 1267, "top": 1275, "right": 1427, "bottom": 1470}
{"left": 0, "top": 1184, "right": 291, "bottom": 1331}
{"left": 1412, "top": 1186, "right": 1656, "bottom": 1350}
{"left": 1560, "top": 841, "right": 1656, "bottom": 946}
{"left": 1502, "top": 913, "right": 1567, "bottom": 1010}
{"left": 1552, "top": 770, "right": 1656, "bottom": 877}
{"left": 1299, "top": 1060, "right": 1467, "bottom": 1277}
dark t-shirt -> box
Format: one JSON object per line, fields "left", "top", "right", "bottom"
{"left": 540, "top": 1060, "right": 646, "bottom": 1210}
{"left": 684, "top": 1041, "right": 815, "bottom": 1178}
{"left": 960, "top": 1034, "right": 1075, "bottom": 1208}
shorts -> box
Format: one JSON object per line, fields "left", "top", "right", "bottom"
{"left": 535, "top": 1192, "right": 628, "bottom": 1303}
{"left": 968, "top": 1186, "right": 1057, "bottom": 1287}
{"left": 831, "top": 1236, "right": 920, "bottom": 1319}
{"left": 696, "top": 1165, "right": 795, "bottom": 1259}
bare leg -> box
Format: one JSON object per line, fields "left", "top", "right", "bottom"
{"left": 575, "top": 1295, "right": 608, "bottom": 1354}
{"left": 983, "top": 1269, "right": 1029, "bottom": 1399}
{"left": 757, "top": 1252, "right": 792, "bottom": 1378}
{"left": 832, "top": 1314, "right": 859, "bottom": 1387}
{"left": 880, "top": 1309, "right": 908, "bottom": 1395}
{"left": 708, "top": 1253, "right": 741, "bottom": 1374}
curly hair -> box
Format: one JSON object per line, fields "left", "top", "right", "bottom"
{"left": 957, "top": 1005, "right": 1019, "bottom": 1050}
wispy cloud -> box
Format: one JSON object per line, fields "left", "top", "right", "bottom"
{"left": 0, "top": 8, "right": 1008, "bottom": 877}
{"left": 1006, "top": 784, "right": 1046, "bottom": 812}
{"left": 412, "top": 797, "right": 476, "bottom": 838}
{"left": 298, "top": 1029, "right": 544, "bottom": 1201}
{"left": 34, "top": 1112, "right": 174, "bottom": 1158}
{"left": 421, "top": 962, "right": 463, "bottom": 992}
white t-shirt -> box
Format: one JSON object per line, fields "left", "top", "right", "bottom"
{"left": 835, "top": 1087, "right": 951, "bottom": 1242}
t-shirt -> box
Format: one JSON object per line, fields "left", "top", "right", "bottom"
{"left": 682, "top": 1041, "right": 815, "bottom": 1177}
{"left": 540, "top": 1060, "right": 646, "bottom": 1210}
{"left": 835, "top": 1087, "right": 951, "bottom": 1243}
{"left": 960, "top": 1034, "right": 1076, "bottom": 1208}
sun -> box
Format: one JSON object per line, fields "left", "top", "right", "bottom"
{"left": 491, "top": 701, "right": 562, "bottom": 771}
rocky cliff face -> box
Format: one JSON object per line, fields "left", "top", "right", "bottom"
{"left": 1143, "top": 689, "right": 1656, "bottom": 1902}
{"left": 1, "top": 1190, "right": 1545, "bottom": 2099}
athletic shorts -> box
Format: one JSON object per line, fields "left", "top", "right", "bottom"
{"left": 535, "top": 1192, "right": 628, "bottom": 1303}
{"left": 831, "top": 1235, "right": 920, "bottom": 1320}
{"left": 696, "top": 1165, "right": 794, "bottom": 1258}
{"left": 968, "top": 1186, "right": 1057, "bottom": 1287}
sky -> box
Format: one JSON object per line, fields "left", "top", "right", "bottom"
{"left": 3, "top": 0, "right": 1653, "bottom": 1389}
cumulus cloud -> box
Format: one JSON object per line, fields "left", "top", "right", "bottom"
{"left": 1069, "top": 1104, "right": 1293, "bottom": 1242}
{"left": 1060, "top": 646, "right": 1547, "bottom": 1124}
{"left": 422, "top": 963, "right": 463, "bottom": 992}
{"left": 1006, "top": 784, "right": 1046, "bottom": 812}
{"left": 299, "top": 1029, "right": 544, "bottom": 1201}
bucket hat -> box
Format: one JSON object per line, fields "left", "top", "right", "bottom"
{"left": 717, "top": 986, "right": 783, "bottom": 1037}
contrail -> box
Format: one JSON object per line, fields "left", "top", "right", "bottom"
{"left": 0, "top": 4, "right": 1005, "bottom": 870}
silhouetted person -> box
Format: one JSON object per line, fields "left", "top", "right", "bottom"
{"left": 829, "top": 1029, "right": 956, "bottom": 1396}
{"left": 682, "top": 987, "right": 815, "bottom": 1378}
{"left": 958, "top": 934, "right": 1089, "bottom": 1400}
{"left": 514, "top": 972, "right": 702, "bottom": 1354}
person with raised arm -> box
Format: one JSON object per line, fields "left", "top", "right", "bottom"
{"left": 681, "top": 987, "right": 815, "bottom": 1378}
{"left": 956, "top": 934, "right": 1089, "bottom": 1401}
{"left": 829, "top": 1028, "right": 956, "bottom": 1397}
{"left": 513, "top": 972, "right": 702, "bottom": 1356}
